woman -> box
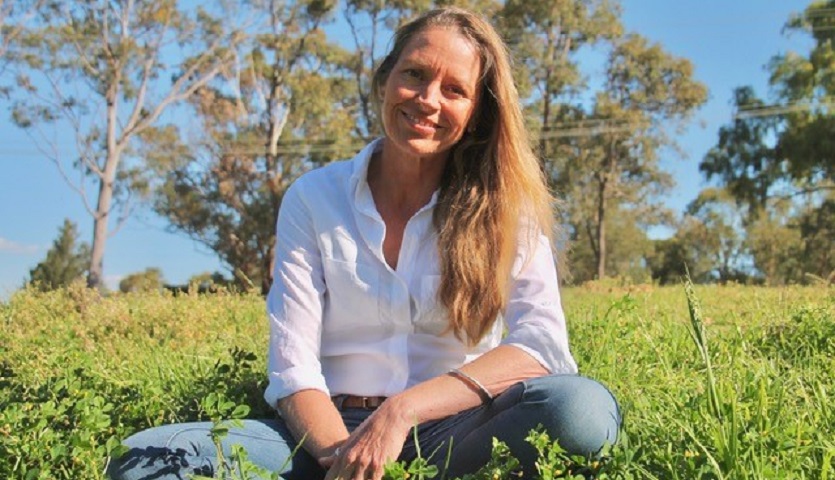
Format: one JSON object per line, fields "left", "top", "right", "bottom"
{"left": 108, "top": 7, "right": 620, "bottom": 480}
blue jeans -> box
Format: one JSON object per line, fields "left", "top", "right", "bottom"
{"left": 107, "top": 374, "right": 620, "bottom": 480}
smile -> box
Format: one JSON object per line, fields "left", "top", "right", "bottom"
{"left": 402, "top": 111, "right": 440, "bottom": 130}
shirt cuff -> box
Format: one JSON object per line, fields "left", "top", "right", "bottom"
{"left": 263, "top": 365, "right": 331, "bottom": 410}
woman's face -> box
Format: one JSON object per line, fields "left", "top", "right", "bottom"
{"left": 380, "top": 27, "right": 482, "bottom": 163}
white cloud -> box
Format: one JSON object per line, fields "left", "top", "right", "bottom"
{"left": 0, "top": 237, "right": 41, "bottom": 255}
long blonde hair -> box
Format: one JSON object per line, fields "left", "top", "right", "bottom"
{"left": 372, "top": 7, "right": 556, "bottom": 345}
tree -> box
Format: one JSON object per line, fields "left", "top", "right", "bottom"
{"left": 769, "top": 1, "right": 835, "bottom": 190}
{"left": 185, "top": 271, "right": 233, "bottom": 292}
{"left": 153, "top": 0, "right": 485, "bottom": 293}
{"left": 682, "top": 188, "right": 748, "bottom": 282}
{"left": 745, "top": 200, "right": 804, "bottom": 285}
{"left": 795, "top": 197, "right": 835, "bottom": 283}
{"left": 28, "top": 218, "right": 90, "bottom": 290}
{"left": 502, "top": 0, "right": 621, "bottom": 155}
{"left": 700, "top": 87, "right": 783, "bottom": 215}
{"left": 119, "top": 267, "right": 163, "bottom": 293}
{"left": 567, "top": 205, "right": 653, "bottom": 283}
{"left": 701, "top": 3, "right": 835, "bottom": 213}
{"left": 648, "top": 192, "right": 749, "bottom": 286}
{"left": 150, "top": 0, "right": 350, "bottom": 293}
{"left": 744, "top": 196, "right": 834, "bottom": 285}
{"left": 10, "top": 0, "right": 247, "bottom": 289}
{"left": 0, "top": 0, "right": 48, "bottom": 79}
{"left": 647, "top": 236, "right": 690, "bottom": 286}
{"left": 553, "top": 33, "right": 707, "bottom": 279}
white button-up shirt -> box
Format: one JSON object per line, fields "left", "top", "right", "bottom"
{"left": 264, "top": 140, "right": 577, "bottom": 408}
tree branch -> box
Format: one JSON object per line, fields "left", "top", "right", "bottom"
{"left": 123, "top": 4, "right": 172, "bottom": 136}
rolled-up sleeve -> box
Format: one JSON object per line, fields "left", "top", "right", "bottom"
{"left": 500, "top": 231, "right": 578, "bottom": 374}
{"left": 264, "top": 181, "right": 329, "bottom": 409}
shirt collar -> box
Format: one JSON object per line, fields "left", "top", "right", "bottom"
{"left": 350, "top": 138, "right": 384, "bottom": 218}
{"left": 349, "top": 138, "right": 441, "bottom": 218}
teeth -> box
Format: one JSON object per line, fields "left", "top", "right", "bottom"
{"left": 404, "top": 112, "right": 437, "bottom": 128}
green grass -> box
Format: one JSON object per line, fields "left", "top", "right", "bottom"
{"left": 1, "top": 281, "right": 832, "bottom": 479}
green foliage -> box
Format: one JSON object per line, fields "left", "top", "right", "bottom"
{"left": 148, "top": 0, "right": 355, "bottom": 294}
{"left": 456, "top": 438, "right": 522, "bottom": 479}
{"left": 700, "top": 87, "right": 782, "bottom": 214}
{"left": 2, "top": 284, "right": 833, "bottom": 478}
{"left": 795, "top": 198, "right": 835, "bottom": 283}
{"left": 189, "top": 394, "right": 286, "bottom": 480}
{"left": 6, "top": 0, "right": 830, "bottom": 295}
{"left": 701, "top": 3, "right": 834, "bottom": 217}
{"left": 28, "top": 218, "right": 91, "bottom": 291}
{"left": 7, "top": 0, "right": 248, "bottom": 288}
{"left": 549, "top": 29, "right": 707, "bottom": 280}
{"left": 647, "top": 188, "right": 749, "bottom": 285}
{"left": 567, "top": 208, "right": 654, "bottom": 284}
{"left": 741, "top": 196, "right": 835, "bottom": 286}
{"left": 119, "top": 267, "right": 165, "bottom": 293}
{"left": 769, "top": 1, "right": 835, "bottom": 185}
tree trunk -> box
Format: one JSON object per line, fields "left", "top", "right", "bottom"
{"left": 264, "top": 76, "right": 289, "bottom": 294}
{"left": 88, "top": 85, "right": 120, "bottom": 290}
{"left": 88, "top": 160, "right": 116, "bottom": 289}
{"left": 596, "top": 178, "right": 607, "bottom": 280}
{"left": 539, "top": 67, "right": 551, "bottom": 158}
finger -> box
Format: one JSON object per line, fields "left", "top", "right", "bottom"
{"left": 318, "top": 454, "right": 337, "bottom": 469}
{"left": 335, "top": 462, "right": 356, "bottom": 480}
{"left": 324, "top": 461, "right": 346, "bottom": 480}
{"left": 350, "top": 461, "right": 369, "bottom": 480}
{"left": 369, "top": 463, "right": 385, "bottom": 480}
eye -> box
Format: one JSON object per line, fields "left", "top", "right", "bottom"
{"left": 402, "top": 68, "right": 422, "bottom": 80}
{"left": 444, "top": 85, "right": 466, "bottom": 98}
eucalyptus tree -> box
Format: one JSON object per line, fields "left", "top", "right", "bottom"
{"left": 10, "top": 0, "right": 248, "bottom": 289}
{"left": 700, "top": 87, "right": 783, "bottom": 216}
{"left": 701, "top": 2, "right": 835, "bottom": 213}
{"left": 683, "top": 188, "right": 748, "bottom": 282}
{"left": 151, "top": 0, "right": 503, "bottom": 292}
{"left": 555, "top": 34, "right": 707, "bottom": 279}
{"left": 149, "top": 0, "right": 348, "bottom": 293}
{"left": 501, "top": 0, "right": 621, "bottom": 156}
{"left": 769, "top": 1, "right": 834, "bottom": 193}
{"left": 339, "top": 0, "right": 430, "bottom": 138}
{"left": 0, "top": 0, "right": 48, "bottom": 78}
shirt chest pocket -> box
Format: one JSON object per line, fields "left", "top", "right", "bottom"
{"left": 322, "top": 258, "right": 381, "bottom": 331}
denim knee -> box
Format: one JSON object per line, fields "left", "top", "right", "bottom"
{"left": 520, "top": 374, "right": 620, "bottom": 456}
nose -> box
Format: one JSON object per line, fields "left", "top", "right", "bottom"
{"left": 415, "top": 80, "right": 442, "bottom": 109}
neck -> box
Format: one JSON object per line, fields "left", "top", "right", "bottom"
{"left": 368, "top": 140, "right": 448, "bottom": 217}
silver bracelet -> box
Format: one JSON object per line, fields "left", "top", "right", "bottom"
{"left": 448, "top": 368, "right": 493, "bottom": 403}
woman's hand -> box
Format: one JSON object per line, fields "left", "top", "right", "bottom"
{"left": 320, "top": 399, "right": 414, "bottom": 480}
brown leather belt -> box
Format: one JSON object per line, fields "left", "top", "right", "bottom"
{"left": 332, "top": 395, "right": 387, "bottom": 410}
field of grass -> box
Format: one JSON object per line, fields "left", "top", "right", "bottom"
{"left": 1, "top": 281, "right": 832, "bottom": 479}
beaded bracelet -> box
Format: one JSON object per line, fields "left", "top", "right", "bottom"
{"left": 448, "top": 368, "right": 493, "bottom": 403}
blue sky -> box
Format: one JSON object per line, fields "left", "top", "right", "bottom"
{"left": 0, "top": 0, "right": 815, "bottom": 299}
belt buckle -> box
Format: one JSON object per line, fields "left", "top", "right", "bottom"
{"left": 361, "top": 396, "right": 373, "bottom": 409}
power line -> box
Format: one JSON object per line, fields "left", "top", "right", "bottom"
{"left": 734, "top": 97, "right": 835, "bottom": 119}
{"left": 802, "top": 7, "right": 835, "bottom": 17}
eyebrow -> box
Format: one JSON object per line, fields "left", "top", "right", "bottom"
{"left": 398, "top": 59, "right": 478, "bottom": 96}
